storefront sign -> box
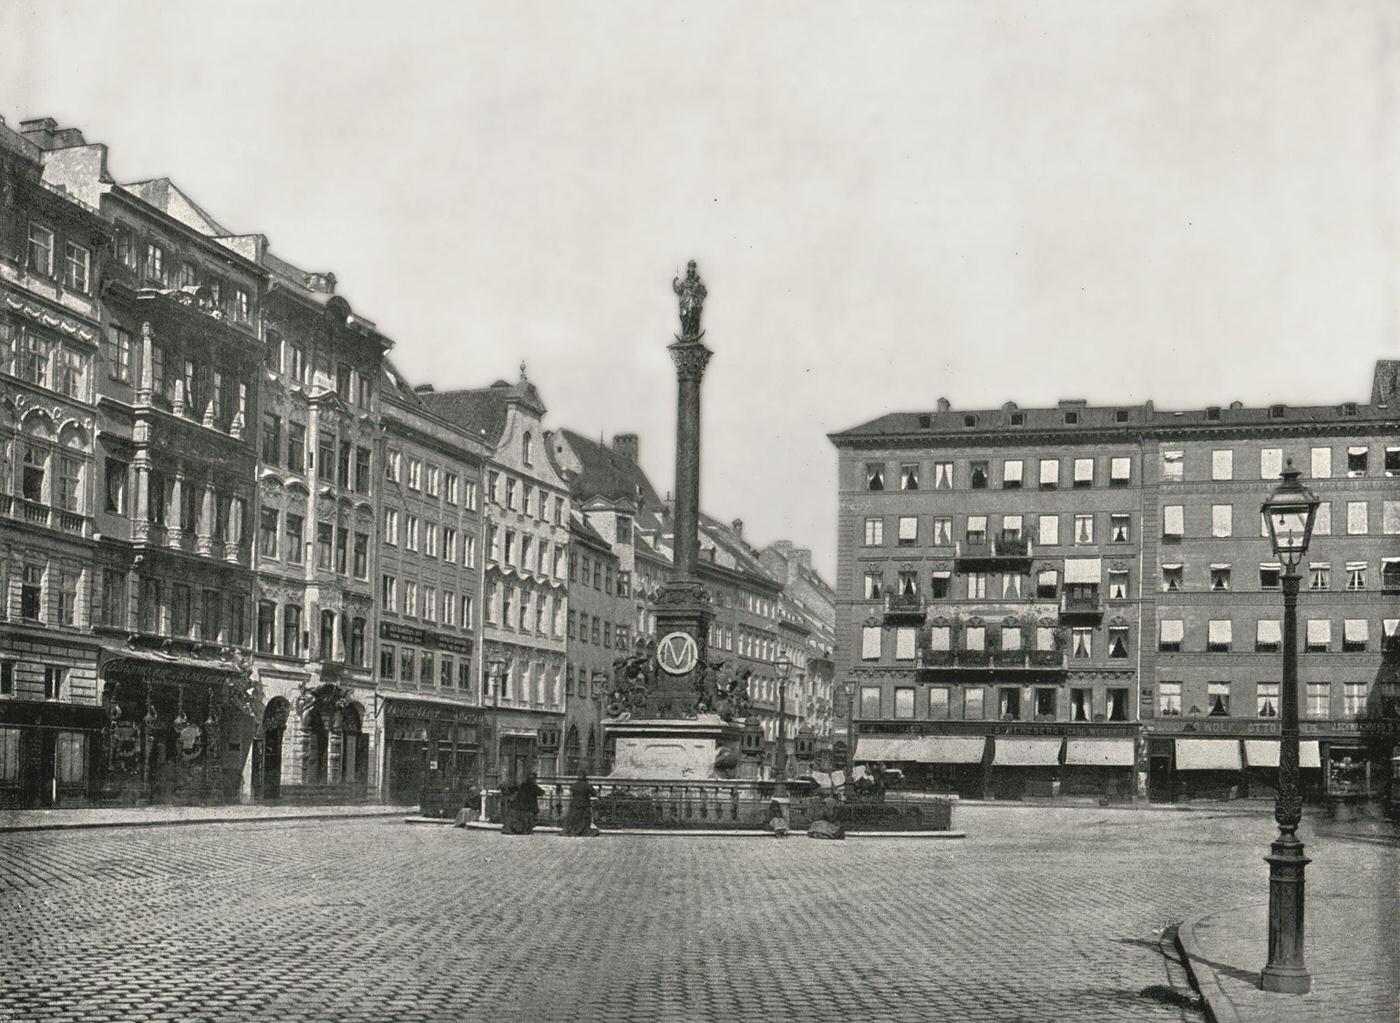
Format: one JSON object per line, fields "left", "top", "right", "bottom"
{"left": 379, "top": 622, "right": 475, "bottom": 657}
{"left": 1146, "top": 718, "right": 1398, "bottom": 739}
{"left": 858, "top": 720, "right": 1136, "bottom": 739}
{"left": 385, "top": 701, "right": 483, "bottom": 725}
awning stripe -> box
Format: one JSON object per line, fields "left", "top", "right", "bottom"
{"left": 1175, "top": 738, "right": 1242, "bottom": 771}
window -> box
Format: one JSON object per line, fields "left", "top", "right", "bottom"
{"left": 1033, "top": 687, "right": 1056, "bottom": 718}
{"left": 1258, "top": 563, "right": 1281, "bottom": 590}
{"left": 1346, "top": 501, "right": 1367, "bottom": 535}
{"left": 335, "top": 527, "right": 349, "bottom": 575}
{"left": 1072, "top": 457, "right": 1094, "bottom": 488}
{"left": 1387, "top": 447, "right": 1400, "bottom": 477}
{"left": 929, "top": 571, "right": 951, "bottom": 598}
{"left": 897, "top": 516, "right": 918, "bottom": 545}
{"left": 1342, "top": 683, "right": 1367, "bottom": 717}
{"left": 1035, "top": 514, "right": 1059, "bottom": 547}
{"left": 426, "top": 464, "right": 440, "bottom": 498}
{"left": 998, "top": 688, "right": 1020, "bottom": 721}
{"left": 1002, "top": 460, "right": 1023, "bottom": 489}
{"left": 1108, "top": 514, "right": 1130, "bottom": 543}
{"left": 1210, "top": 504, "right": 1232, "bottom": 538}
{"left": 1386, "top": 559, "right": 1400, "bottom": 593}
{"left": 1207, "top": 682, "right": 1230, "bottom": 717}
{"left": 858, "top": 685, "right": 881, "bottom": 719}
{"left": 865, "top": 463, "right": 884, "bottom": 490}
{"left": 860, "top": 626, "right": 881, "bottom": 660}
{"left": 1159, "top": 564, "right": 1181, "bottom": 592}
{"left": 1305, "top": 619, "right": 1331, "bottom": 653}
{"left": 404, "top": 582, "right": 419, "bottom": 618}
{"left": 969, "top": 461, "right": 989, "bottom": 489}
{"left": 354, "top": 447, "right": 372, "bottom": 494}
{"left": 1255, "top": 619, "right": 1281, "bottom": 653}
{"left": 1073, "top": 514, "right": 1093, "bottom": 544}
{"left": 381, "top": 574, "right": 398, "bottom": 612}
{"left": 1257, "top": 447, "right": 1283, "bottom": 480}
{"left": 933, "top": 461, "right": 953, "bottom": 489}
{"left": 259, "top": 509, "right": 279, "bottom": 558}
{"left": 383, "top": 508, "right": 399, "bottom": 546}
{"left": 1109, "top": 456, "right": 1131, "bottom": 486}
{"left": 1207, "top": 619, "right": 1232, "bottom": 652}
{"left": 1386, "top": 502, "right": 1400, "bottom": 535}
{"left": 60, "top": 240, "right": 91, "bottom": 293}
{"left": 1158, "top": 682, "right": 1182, "bottom": 717}
{"left": 1345, "top": 563, "right": 1366, "bottom": 591}
{"left": 1346, "top": 446, "right": 1368, "bottom": 477}
{"left": 1309, "top": 563, "right": 1329, "bottom": 590}
{"left": 234, "top": 289, "right": 251, "bottom": 324}
{"left": 863, "top": 518, "right": 883, "bottom": 546}
{"left": 965, "top": 573, "right": 988, "bottom": 599}
{"left": 965, "top": 515, "right": 987, "bottom": 545}
{"left": 1071, "top": 627, "right": 1092, "bottom": 659}
{"left": 282, "top": 605, "right": 303, "bottom": 656}
{"left": 863, "top": 571, "right": 884, "bottom": 600}
{"left": 1036, "top": 570, "right": 1058, "bottom": 599}
{"left": 1161, "top": 450, "right": 1183, "bottom": 482}
{"left": 27, "top": 222, "right": 54, "bottom": 275}
{"left": 1107, "top": 569, "right": 1129, "bottom": 600}
{"left": 424, "top": 586, "right": 438, "bottom": 623}
{"left": 1038, "top": 459, "right": 1059, "bottom": 489}
{"left": 895, "top": 628, "right": 917, "bottom": 661}
{"left": 1211, "top": 449, "right": 1233, "bottom": 481}
{"left": 261, "top": 414, "right": 281, "bottom": 465}
{"left": 408, "top": 458, "right": 422, "bottom": 491}
{"left": 1159, "top": 619, "right": 1184, "bottom": 652}
{"left": 405, "top": 515, "right": 419, "bottom": 552}
{"left": 1162, "top": 505, "right": 1184, "bottom": 540}
{"left": 893, "top": 687, "right": 915, "bottom": 718}
{"left": 1000, "top": 572, "right": 1022, "bottom": 599}
{"left": 1342, "top": 619, "right": 1368, "bottom": 653}
{"left": 963, "top": 687, "right": 985, "bottom": 720}
{"left": 255, "top": 600, "right": 276, "bottom": 652}
{"left": 284, "top": 422, "right": 305, "bottom": 474}
{"left": 1312, "top": 502, "right": 1331, "bottom": 535}
{"left": 20, "top": 331, "right": 49, "bottom": 388}
{"left": 899, "top": 463, "right": 919, "bottom": 490}
{"left": 105, "top": 325, "right": 133, "bottom": 382}
{"left": 1306, "top": 683, "right": 1329, "bottom": 718}
{"left": 284, "top": 514, "right": 304, "bottom": 564}
{"left": 145, "top": 242, "right": 166, "bottom": 284}
{"left": 1210, "top": 565, "right": 1231, "bottom": 592}
{"left": 1108, "top": 626, "right": 1129, "bottom": 658}
{"left": 927, "top": 687, "right": 950, "bottom": 720}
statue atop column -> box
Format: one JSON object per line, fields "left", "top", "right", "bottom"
{"left": 672, "top": 260, "right": 707, "bottom": 340}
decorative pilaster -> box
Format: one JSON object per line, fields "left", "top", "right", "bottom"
{"left": 167, "top": 471, "right": 184, "bottom": 547}
{"left": 196, "top": 478, "right": 216, "bottom": 556}
{"left": 136, "top": 323, "right": 154, "bottom": 404}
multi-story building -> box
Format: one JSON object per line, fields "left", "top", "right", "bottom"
{"left": 0, "top": 117, "right": 111, "bottom": 808}
{"left": 26, "top": 118, "right": 268, "bottom": 808}
{"left": 831, "top": 363, "right": 1400, "bottom": 806}
{"left": 761, "top": 541, "right": 838, "bottom": 760}
{"left": 563, "top": 511, "right": 628, "bottom": 775}
{"left": 421, "top": 370, "right": 570, "bottom": 785}
{"left": 235, "top": 248, "right": 389, "bottom": 802}
{"left": 375, "top": 369, "right": 487, "bottom": 802}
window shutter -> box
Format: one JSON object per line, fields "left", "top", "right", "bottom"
{"left": 1344, "top": 620, "right": 1368, "bottom": 643}
{"left": 1310, "top": 447, "right": 1331, "bottom": 478}
{"left": 1306, "top": 619, "right": 1331, "bottom": 645}
{"left": 1039, "top": 459, "right": 1059, "bottom": 486}
{"left": 1110, "top": 456, "right": 1131, "bottom": 482}
{"left": 1208, "top": 620, "right": 1232, "bottom": 645}
{"left": 1211, "top": 505, "right": 1232, "bottom": 537}
{"left": 1212, "top": 449, "right": 1233, "bottom": 480}
{"left": 861, "top": 626, "right": 881, "bottom": 659}
{"left": 898, "top": 516, "right": 918, "bottom": 541}
{"left": 1073, "top": 458, "right": 1093, "bottom": 483}
{"left": 1003, "top": 460, "right": 1023, "bottom": 484}
{"left": 1260, "top": 448, "right": 1283, "bottom": 480}
{"left": 928, "top": 626, "right": 951, "bottom": 651}
{"left": 1163, "top": 505, "right": 1184, "bottom": 536}
{"left": 1159, "top": 619, "right": 1184, "bottom": 643}
{"left": 1256, "top": 620, "right": 1281, "bottom": 644}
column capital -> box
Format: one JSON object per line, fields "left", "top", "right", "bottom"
{"left": 668, "top": 340, "right": 713, "bottom": 380}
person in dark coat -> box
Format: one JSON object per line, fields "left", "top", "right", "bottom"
{"left": 502, "top": 774, "right": 544, "bottom": 835}
{"left": 560, "top": 774, "right": 599, "bottom": 837}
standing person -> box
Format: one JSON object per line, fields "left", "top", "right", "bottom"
{"left": 561, "top": 773, "right": 599, "bottom": 837}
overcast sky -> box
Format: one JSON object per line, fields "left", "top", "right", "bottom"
{"left": 5, "top": 1, "right": 1398, "bottom": 580}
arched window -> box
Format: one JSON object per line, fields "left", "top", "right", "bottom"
{"left": 522, "top": 431, "right": 534, "bottom": 466}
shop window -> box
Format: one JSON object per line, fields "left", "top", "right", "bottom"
{"left": 55, "top": 731, "right": 86, "bottom": 786}
{"left": 1207, "top": 682, "right": 1231, "bottom": 717}
{"left": 0, "top": 726, "right": 18, "bottom": 781}
{"left": 1257, "top": 684, "right": 1279, "bottom": 718}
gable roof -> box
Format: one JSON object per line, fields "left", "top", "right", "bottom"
{"left": 124, "top": 177, "right": 229, "bottom": 236}
{"left": 420, "top": 385, "right": 513, "bottom": 445}
{"left": 560, "top": 429, "right": 664, "bottom": 510}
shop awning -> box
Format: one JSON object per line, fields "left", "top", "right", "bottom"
{"left": 1175, "top": 739, "right": 1242, "bottom": 771}
{"left": 1064, "top": 558, "right": 1102, "bottom": 584}
{"left": 916, "top": 736, "right": 987, "bottom": 764}
{"left": 854, "top": 737, "right": 918, "bottom": 761}
{"left": 1242, "top": 740, "right": 1322, "bottom": 769}
{"left": 1064, "top": 738, "right": 1135, "bottom": 767}
{"left": 992, "top": 737, "right": 1062, "bottom": 767}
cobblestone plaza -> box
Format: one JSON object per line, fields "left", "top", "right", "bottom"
{"left": 3, "top": 806, "right": 1395, "bottom": 1022}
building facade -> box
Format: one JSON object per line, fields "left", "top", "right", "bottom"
{"left": 563, "top": 511, "right": 628, "bottom": 775}
{"left": 831, "top": 365, "right": 1400, "bottom": 805}
{"left": 375, "top": 370, "right": 487, "bottom": 803}
{"left": 422, "top": 372, "right": 570, "bottom": 786}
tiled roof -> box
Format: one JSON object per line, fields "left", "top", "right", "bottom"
{"left": 420, "top": 385, "right": 512, "bottom": 445}
{"left": 569, "top": 510, "right": 613, "bottom": 553}
{"left": 560, "top": 429, "right": 663, "bottom": 510}
{"left": 380, "top": 358, "right": 425, "bottom": 408}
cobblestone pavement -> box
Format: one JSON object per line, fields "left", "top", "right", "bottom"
{"left": 0, "top": 805, "right": 1394, "bottom": 1023}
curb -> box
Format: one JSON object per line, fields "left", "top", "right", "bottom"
{"left": 1176, "top": 913, "right": 1243, "bottom": 1023}
{"left": 415, "top": 818, "right": 966, "bottom": 839}
{"left": 1, "top": 810, "right": 414, "bottom": 834}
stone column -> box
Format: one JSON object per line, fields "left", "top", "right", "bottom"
{"left": 167, "top": 471, "right": 184, "bottom": 547}
{"left": 137, "top": 323, "right": 155, "bottom": 404}
{"left": 196, "top": 478, "right": 215, "bottom": 556}
{"left": 132, "top": 457, "right": 151, "bottom": 544}
{"left": 666, "top": 338, "right": 712, "bottom": 582}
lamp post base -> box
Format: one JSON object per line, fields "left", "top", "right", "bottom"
{"left": 1260, "top": 835, "right": 1311, "bottom": 994}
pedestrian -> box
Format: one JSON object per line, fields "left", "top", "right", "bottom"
{"left": 453, "top": 784, "right": 482, "bottom": 828}
{"left": 768, "top": 798, "right": 789, "bottom": 838}
{"left": 808, "top": 790, "right": 845, "bottom": 840}
{"left": 503, "top": 773, "right": 544, "bottom": 835}
{"left": 561, "top": 773, "right": 599, "bottom": 837}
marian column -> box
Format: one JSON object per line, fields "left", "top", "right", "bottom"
{"left": 602, "top": 261, "right": 749, "bottom": 779}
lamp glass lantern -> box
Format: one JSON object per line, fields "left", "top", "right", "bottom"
{"left": 487, "top": 657, "right": 508, "bottom": 695}
{"left": 1261, "top": 460, "right": 1321, "bottom": 570}
{"left": 775, "top": 655, "right": 793, "bottom": 681}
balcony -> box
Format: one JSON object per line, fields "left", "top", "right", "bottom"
{"left": 883, "top": 592, "right": 927, "bottom": 624}
{"left": 917, "top": 648, "right": 1067, "bottom": 672}
{"left": 3, "top": 497, "right": 91, "bottom": 538}
{"left": 1059, "top": 588, "right": 1103, "bottom": 622}
{"left": 955, "top": 536, "right": 1033, "bottom": 570}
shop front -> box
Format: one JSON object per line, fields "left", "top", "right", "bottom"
{"left": 989, "top": 736, "right": 1062, "bottom": 799}
{"left": 384, "top": 697, "right": 482, "bottom": 808}
{"left": 96, "top": 646, "right": 254, "bottom": 806}
{"left": 854, "top": 734, "right": 987, "bottom": 797}
{"left": 0, "top": 699, "right": 109, "bottom": 809}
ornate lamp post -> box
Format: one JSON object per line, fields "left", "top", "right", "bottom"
{"left": 483, "top": 656, "right": 508, "bottom": 792}
{"left": 843, "top": 681, "right": 857, "bottom": 776}
{"left": 1260, "top": 459, "right": 1320, "bottom": 995}
{"left": 774, "top": 655, "right": 792, "bottom": 797}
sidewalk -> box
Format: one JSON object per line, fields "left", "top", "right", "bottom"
{"left": 0, "top": 803, "right": 415, "bottom": 833}
{"left": 1178, "top": 893, "right": 1400, "bottom": 1023}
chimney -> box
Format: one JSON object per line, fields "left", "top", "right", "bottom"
{"left": 793, "top": 547, "right": 812, "bottom": 570}
{"left": 613, "top": 433, "right": 639, "bottom": 463}
{"left": 731, "top": 518, "right": 743, "bottom": 538}
{"left": 414, "top": 384, "right": 434, "bottom": 393}
{"left": 19, "top": 118, "right": 86, "bottom": 150}
{"left": 936, "top": 397, "right": 951, "bottom": 412}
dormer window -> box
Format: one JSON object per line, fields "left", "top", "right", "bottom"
{"left": 1009, "top": 412, "right": 1025, "bottom": 426}
{"left": 523, "top": 431, "right": 534, "bottom": 466}
{"left": 1205, "top": 406, "right": 1221, "bottom": 421}
{"left": 1269, "top": 404, "right": 1287, "bottom": 419}
{"left": 145, "top": 242, "right": 166, "bottom": 285}
{"left": 1063, "top": 411, "right": 1079, "bottom": 425}
{"left": 963, "top": 414, "right": 978, "bottom": 428}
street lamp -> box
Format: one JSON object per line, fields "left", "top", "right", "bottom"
{"left": 843, "top": 681, "right": 857, "bottom": 776}
{"left": 774, "top": 654, "right": 792, "bottom": 797}
{"left": 483, "top": 656, "right": 508, "bottom": 792}
{"left": 1259, "top": 458, "right": 1320, "bottom": 995}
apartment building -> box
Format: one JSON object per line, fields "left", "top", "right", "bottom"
{"left": 563, "top": 511, "right": 629, "bottom": 775}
